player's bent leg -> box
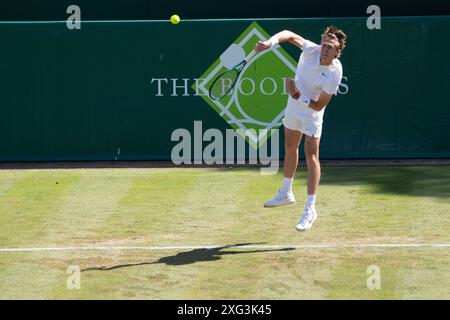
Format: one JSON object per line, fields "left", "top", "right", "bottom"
{"left": 283, "top": 126, "right": 303, "bottom": 179}
{"left": 263, "top": 127, "right": 302, "bottom": 208}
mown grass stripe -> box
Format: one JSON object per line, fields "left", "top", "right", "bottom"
{"left": 0, "top": 171, "right": 80, "bottom": 246}
{"left": 1, "top": 243, "right": 449, "bottom": 252}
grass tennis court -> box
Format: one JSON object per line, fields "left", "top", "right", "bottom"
{"left": 0, "top": 166, "right": 449, "bottom": 299}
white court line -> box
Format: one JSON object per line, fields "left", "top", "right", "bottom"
{"left": 0, "top": 243, "right": 449, "bottom": 252}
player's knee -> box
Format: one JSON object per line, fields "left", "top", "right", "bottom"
{"left": 285, "top": 140, "right": 299, "bottom": 152}
{"left": 305, "top": 149, "right": 320, "bottom": 162}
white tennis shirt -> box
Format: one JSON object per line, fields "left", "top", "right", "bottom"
{"left": 294, "top": 40, "right": 343, "bottom": 103}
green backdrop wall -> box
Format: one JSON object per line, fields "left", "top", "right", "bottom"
{"left": 0, "top": 16, "right": 449, "bottom": 161}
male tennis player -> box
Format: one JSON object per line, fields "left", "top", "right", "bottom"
{"left": 255, "top": 26, "right": 347, "bottom": 231}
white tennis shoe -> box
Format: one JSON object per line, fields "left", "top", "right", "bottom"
{"left": 296, "top": 207, "right": 318, "bottom": 231}
{"left": 263, "top": 190, "right": 296, "bottom": 208}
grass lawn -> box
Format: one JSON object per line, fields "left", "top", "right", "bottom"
{"left": 0, "top": 166, "right": 449, "bottom": 299}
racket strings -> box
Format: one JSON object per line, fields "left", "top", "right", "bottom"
{"left": 210, "top": 70, "right": 238, "bottom": 100}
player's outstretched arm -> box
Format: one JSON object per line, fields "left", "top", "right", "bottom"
{"left": 255, "top": 30, "right": 305, "bottom": 52}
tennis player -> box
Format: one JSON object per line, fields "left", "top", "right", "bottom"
{"left": 255, "top": 26, "right": 347, "bottom": 231}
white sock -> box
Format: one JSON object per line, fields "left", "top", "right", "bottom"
{"left": 306, "top": 194, "right": 316, "bottom": 209}
{"left": 280, "top": 177, "right": 293, "bottom": 193}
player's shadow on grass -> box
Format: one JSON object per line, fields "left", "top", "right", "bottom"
{"left": 82, "top": 243, "right": 294, "bottom": 272}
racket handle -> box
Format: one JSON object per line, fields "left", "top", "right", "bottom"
{"left": 245, "top": 50, "right": 257, "bottom": 62}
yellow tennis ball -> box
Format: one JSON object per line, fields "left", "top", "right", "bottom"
{"left": 170, "top": 15, "right": 180, "bottom": 24}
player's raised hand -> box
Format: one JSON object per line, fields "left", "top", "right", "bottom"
{"left": 255, "top": 40, "right": 271, "bottom": 52}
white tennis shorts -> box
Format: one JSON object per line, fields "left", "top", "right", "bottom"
{"left": 282, "top": 96, "right": 324, "bottom": 138}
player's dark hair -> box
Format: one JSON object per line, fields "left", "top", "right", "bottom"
{"left": 321, "top": 25, "right": 347, "bottom": 58}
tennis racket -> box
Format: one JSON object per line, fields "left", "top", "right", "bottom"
{"left": 208, "top": 50, "right": 257, "bottom": 101}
